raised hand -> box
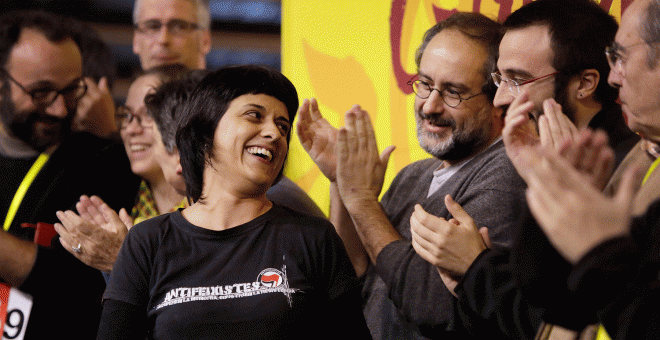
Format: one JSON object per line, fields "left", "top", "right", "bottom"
{"left": 520, "top": 146, "right": 637, "bottom": 264}
{"left": 538, "top": 99, "right": 579, "bottom": 150}
{"left": 73, "top": 77, "right": 117, "bottom": 138}
{"left": 504, "top": 92, "right": 579, "bottom": 154}
{"left": 297, "top": 98, "right": 339, "bottom": 182}
{"left": 55, "top": 195, "right": 132, "bottom": 272}
{"left": 335, "top": 105, "right": 395, "bottom": 209}
{"left": 503, "top": 91, "right": 541, "bottom": 169}
{"left": 504, "top": 91, "right": 612, "bottom": 190}
{"left": 557, "top": 129, "right": 615, "bottom": 190}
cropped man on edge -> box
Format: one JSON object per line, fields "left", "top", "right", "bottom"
{"left": 0, "top": 11, "right": 138, "bottom": 339}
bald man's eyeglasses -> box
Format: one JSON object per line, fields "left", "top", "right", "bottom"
{"left": 605, "top": 41, "right": 649, "bottom": 71}
{"left": 1, "top": 69, "right": 87, "bottom": 107}
{"left": 135, "top": 19, "right": 200, "bottom": 36}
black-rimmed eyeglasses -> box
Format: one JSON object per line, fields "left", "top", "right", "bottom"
{"left": 115, "top": 106, "right": 155, "bottom": 130}
{"left": 408, "top": 79, "right": 483, "bottom": 108}
{"left": 1, "top": 69, "right": 87, "bottom": 107}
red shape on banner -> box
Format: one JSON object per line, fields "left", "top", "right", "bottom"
{"left": 601, "top": 0, "right": 614, "bottom": 11}
{"left": 493, "top": 0, "right": 514, "bottom": 22}
{"left": 390, "top": 0, "right": 629, "bottom": 95}
{"left": 390, "top": 0, "right": 460, "bottom": 95}
{"left": 432, "top": 6, "right": 458, "bottom": 23}
{"left": 390, "top": 0, "right": 414, "bottom": 95}
{"left": 622, "top": 0, "right": 633, "bottom": 13}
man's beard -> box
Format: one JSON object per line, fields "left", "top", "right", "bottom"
{"left": 0, "top": 98, "right": 73, "bottom": 152}
{"left": 416, "top": 110, "right": 492, "bottom": 161}
{"left": 553, "top": 80, "right": 577, "bottom": 122}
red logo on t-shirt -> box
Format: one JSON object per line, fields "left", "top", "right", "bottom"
{"left": 258, "top": 270, "right": 284, "bottom": 287}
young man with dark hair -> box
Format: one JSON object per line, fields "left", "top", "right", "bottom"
{"left": 504, "top": 1, "right": 660, "bottom": 338}
{"left": 493, "top": 0, "right": 637, "bottom": 166}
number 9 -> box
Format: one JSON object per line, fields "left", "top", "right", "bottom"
{"left": 3, "top": 309, "right": 25, "bottom": 339}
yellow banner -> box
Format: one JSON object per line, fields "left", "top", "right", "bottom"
{"left": 282, "top": 0, "right": 630, "bottom": 214}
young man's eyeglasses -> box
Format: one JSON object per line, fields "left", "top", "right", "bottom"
{"left": 1, "top": 69, "right": 87, "bottom": 107}
{"left": 116, "top": 106, "right": 154, "bottom": 130}
{"left": 491, "top": 71, "right": 558, "bottom": 95}
{"left": 135, "top": 19, "right": 200, "bottom": 37}
{"left": 408, "top": 79, "right": 483, "bottom": 108}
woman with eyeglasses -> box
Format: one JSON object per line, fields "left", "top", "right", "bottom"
{"left": 55, "top": 64, "right": 192, "bottom": 274}
{"left": 116, "top": 66, "right": 190, "bottom": 225}
{"left": 97, "top": 65, "right": 370, "bottom": 339}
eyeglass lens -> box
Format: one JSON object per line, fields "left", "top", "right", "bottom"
{"left": 605, "top": 46, "right": 621, "bottom": 68}
{"left": 37, "top": 81, "right": 87, "bottom": 105}
{"left": 410, "top": 80, "right": 462, "bottom": 107}
{"left": 491, "top": 73, "right": 521, "bottom": 95}
{"left": 3, "top": 70, "right": 87, "bottom": 106}
{"left": 116, "top": 107, "right": 154, "bottom": 129}
{"left": 137, "top": 19, "right": 199, "bottom": 35}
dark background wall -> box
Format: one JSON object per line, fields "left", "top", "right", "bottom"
{"left": 0, "top": 0, "right": 282, "bottom": 99}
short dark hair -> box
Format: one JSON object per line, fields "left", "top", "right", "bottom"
{"left": 641, "top": 0, "right": 660, "bottom": 68}
{"left": 415, "top": 12, "right": 503, "bottom": 102}
{"left": 145, "top": 69, "right": 208, "bottom": 153}
{"left": 0, "top": 10, "right": 73, "bottom": 97}
{"left": 176, "top": 65, "right": 299, "bottom": 203}
{"left": 0, "top": 10, "right": 72, "bottom": 68}
{"left": 69, "top": 19, "right": 117, "bottom": 88}
{"left": 504, "top": 0, "right": 619, "bottom": 107}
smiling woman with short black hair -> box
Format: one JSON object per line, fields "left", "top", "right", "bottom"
{"left": 97, "top": 65, "right": 371, "bottom": 340}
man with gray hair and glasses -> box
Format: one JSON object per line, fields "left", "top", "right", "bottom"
{"left": 133, "top": 0, "right": 211, "bottom": 70}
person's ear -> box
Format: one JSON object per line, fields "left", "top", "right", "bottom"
{"left": 575, "top": 69, "right": 599, "bottom": 100}
{"left": 132, "top": 30, "right": 141, "bottom": 55}
{"left": 175, "top": 155, "right": 183, "bottom": 175}
{"left": 200, "top": 29, "right": 212, "bottom": 56}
